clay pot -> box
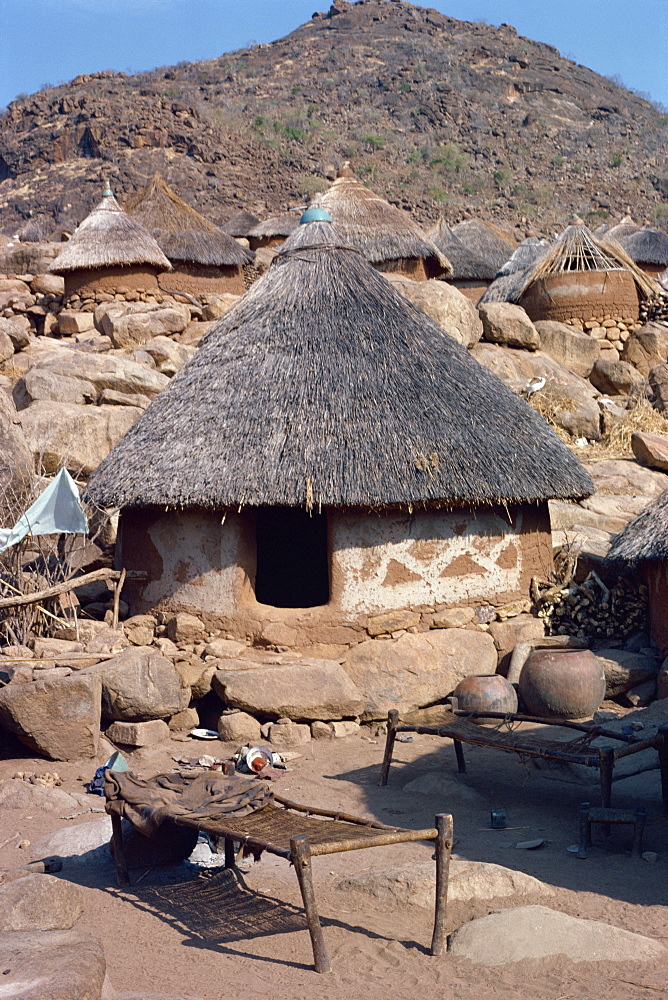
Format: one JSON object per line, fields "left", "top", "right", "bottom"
{"left": 452, "top": 674, "right": 518, "bottom": 723}
{"left": 519, "top": 649, "right": 605, "bottom": 719}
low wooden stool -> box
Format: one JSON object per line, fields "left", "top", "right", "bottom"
{"left": 577, "top": 801, "right": 646, "bottom": 860}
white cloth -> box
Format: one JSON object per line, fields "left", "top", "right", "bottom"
{"left": 0, "top": 468, "right": 88, "bottom": 553}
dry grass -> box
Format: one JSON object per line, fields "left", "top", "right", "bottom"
{"left": 526, "top": 390, "right": 576, "bottom": 443}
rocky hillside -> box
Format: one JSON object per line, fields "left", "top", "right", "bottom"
{"left": 1, "top": 0, "right": 667, "bottom": 236}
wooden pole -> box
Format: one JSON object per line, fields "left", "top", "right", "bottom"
{"left": 0, "top": 568, "right": 120, "bottom": 610}
{"left": 453, "top": 739, "right": 466, "bottom": 774}
{"left": 599, "top": 747, "right": 614, "bottom": 835}
{"left": 111, "top": 567, "right": 126, "bottom": 630}
{"left": 110, "top": 813, "right": 130, "bottom": 887}
{"left": 379, "top": 709, "right": 399, "bottom": 786}
{"left": 224, "top": 837, "right": 236, "bottom": 869}
{"left": 290, "top": 834, "right": 331, "bottom": 974}
{"left": 658, "top": 726, "right": 668, "bottom": 817}
{"left": 430, "top": 813, "right": 452, "bottom": 957}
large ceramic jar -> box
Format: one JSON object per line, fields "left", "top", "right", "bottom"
{"left": 519, "top": 649, "right": 605, "bottom": 719}
{"left": 452, "top": 674, "right": 518, "bottom": 723}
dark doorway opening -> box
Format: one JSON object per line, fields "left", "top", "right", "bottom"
{"left": 255, "top": 507, "right": 329, "bottom": 608}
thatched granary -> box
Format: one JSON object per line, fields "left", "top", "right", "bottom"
{"left": 605, "top": 215, "right": 640, "bottom": 243}
{"left": 247, "top": 213, "right": 299, "bottom": 250}
{"left": 429, "top": 218, "right": 516, "bottom": 302}
{"left": 87, "top": 211, "right": 593, "bottom": 645}
{"left": 607, "top": 490, "right": 668, "bottom": 653}
{"left": 512, "top": 224, "right": 658, "bottom": 323}
{"left": 317, "top": 166, "right": 450, "bottom": 280}
{"left": 221, "top": 210, "right": 260, "bottom": 237}
{"left": 49, "top": 188, "right": 171, "bottom": 298}
{"left": 620, "top": 226, "right": 668, "bottom": 279}
{"left": 126, "top": 175, "right": 254, "bottom": 295}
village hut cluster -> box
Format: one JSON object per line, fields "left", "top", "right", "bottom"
{"left": 5, "top": 163, "right": 668, "bottom": 651}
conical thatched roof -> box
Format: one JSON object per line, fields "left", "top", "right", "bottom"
{"left": 605, "top": 215, "right": 640, "bottom": 242}
{"left": 620, "top": 226, "right": 668, "bottom": 266}
{"left": 221, "top": 210, "right": 260, "bottom": 237}
{"left": 126, "top": 175, "right": 253, "bottom": 267}
{"left": 318, "top": 168, "right": 451, "bottom": 276}
{"left": 606, "top": 489, "right": 668, "bottom": 566}
{"left": 496, "top": 237, "right": 549, "bottom": 277}
{"left": 428, "top": 220, "right": 491, "bottom": 280}
{"left": 49, "top": 190, "right": 171, "bottom": 274}
{"left": 88, "top": 216, "right": 592, "bottom": 512}
{"left": 512, "top": 224, "right": 659, "bottom": 303}
{"left": 247, "top": 213, "right": 300, "bottom": 240}
{"left": 449, "top": 219, "right": 516, "bottom": 272}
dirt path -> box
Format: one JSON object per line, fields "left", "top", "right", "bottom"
{"left": 1, "top": 727, "right": 666, "bottom": 1000}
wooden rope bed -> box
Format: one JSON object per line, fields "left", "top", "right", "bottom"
{"left": 108, "top": 783, "right": 453, "bottom": 974}
{"left": 380, "top": 709, "right": 668, "bottom": 817}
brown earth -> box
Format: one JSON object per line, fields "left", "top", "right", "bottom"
{"left": 0, "top": 720, "right": 666, "bottom": 1000}
{"left": 1, "top": 0, "right": 667, "bottom": 239}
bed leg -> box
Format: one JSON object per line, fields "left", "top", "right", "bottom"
{"left": 379, "top": 709, "right": 399, "bottom": 786}
{"left": 659, "top": 726, "right": 668, "bottom": 818}
{"left": 224, "top": 837, "right": 236, "bottom": 869}
{"left": 290, "top": 835, "right": 331, "bottom": 974}
{"left": 431, "top": 813, "right": 453, "bottom": 957}
{"left": 454, "top": 739, "right": 466, "bottom": 774}
{"left": 599, "top": 748, "right": 614, "bottom": 835}
{"left": 110, "top": 813, "right": 130, "bottom": 887}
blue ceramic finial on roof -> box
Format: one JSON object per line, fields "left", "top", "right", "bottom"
{"left": 102, "top": 185, "right": 113, "bottom": 197}
{"left": 300, "top": 207, "right": 332, "bottom": 224}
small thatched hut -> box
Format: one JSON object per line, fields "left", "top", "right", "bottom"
{"left": 607, "top": 490, "right": 668, "bottom": 653}
{"left": 87, "top": 210, "right": 592, "bottom": 645}
{"left": 221, "top": 210, "right": 260, "bottom": 238}
{"left": 511, "top": 224, "right": 658, "bottom": 323}
{"left": 49, "top": 187, "right": 171, "bottom": 299}
{"left": 605, "top": 215, "right": 640, "bottom": 243}
{"left": 620, "top": 225, "right": 668, "bottom": 279}
{"left": 126, "top": 175, "right": 253, "bottom": 295}
{"left": 429, "top": 218, "right": 516, "bottom": 302}
{"left": 478, "top": 238, "right": 549, "bottom": 305}
{"left": 247, "top": 213, "right": 300, "bottom": 251}
{"left": 317, "top": 166, "right": 450, "bottom": 280}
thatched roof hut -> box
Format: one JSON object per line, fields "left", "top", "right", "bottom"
{"left": 620, "top": 225, "right": 668, "bottom": 277}
{"left": 126, "top": 174, "right": 253, "bottom": 295}
{"left": 247, "top": 213, "right": 300, "bottom": 251}
{"left": 88, "top": 211, "right": 591, "bottom": 640}
{"left": 449, "top": 219, "right": 516, "bottom": 270}
{"left": 428, "top": 217, "right": 515, "bottom": 302}
{"left": 49, "top": 188, "right": 170, "bottom": 298}
{"left": 478, "top": 238, "right": 549, "bottom": 305}
{"left": 221, "top": 210, "right": 260, "bottom": 237}
{"left": 605, "top": 215, "right": 640, "bottom": 242}
{"left": 317, "top": 166, "right": 450, "bottom": 280}
{"left": 512, "top": 224, "right": 658, "bottom": 322}
{"left": 606, "top": 490, "right": 668, "bottom": 653}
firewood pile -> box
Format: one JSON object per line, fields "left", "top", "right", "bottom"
{"left": 531, "top": 562, "right": 648, "bottom": 642}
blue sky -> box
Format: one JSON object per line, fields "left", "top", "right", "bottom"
{"left": 0, "top": 0, "right": 666, "bottom": 110}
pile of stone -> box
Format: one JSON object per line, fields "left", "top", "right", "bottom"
{"left": 566, "top": 313, "right": 641, "bottom": 360}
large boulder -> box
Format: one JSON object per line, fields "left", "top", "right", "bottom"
{"left": 479, "top": 302, "right": 540, "bottom": 351}
{"left": 0, "top": 874, "right": 84, "bottom": 932}
{"left": 594, "top": 648, "right": 659, "bottom": 697}
{"left": 384, "top": 274, "right": 483, "bottom": 347}
{"left": 649, "top": 363, "right": 668, "bottom": 412}
{"left": 631, "top": 431, "right": 668, "bottom": 472}
{"left": 471, "top": 343, "right": 600, "bottom": 439}
{"left": 0, "top": 316, "right": 32, "bottom": 351}
{"left": 0, "top": 779, "right": 82, "bottom": 813}
{"left": 13, "top": 369, "right": 98, "bottom": 409}
{"left": 31, "top": 815, "right": 112, "bottom": 861}
{"left": 129, "top": 336, "right": 196, "bottom": 376}
{"left": 585, "top": 458, "right": 668, "bottom": 498}
{"left": 0, "top": 326, "right": 14, "bottom": 364}
{"left": 27, "top": 351, "right": 169, "bottom": 398}
{"left": 341, "top": 629, "right": 497, "bottom": 720}
{"left": 0, "top": 674, "right": 101, "bottom": 760}
{"left": 0, "top": 929, "right": 106, "bottom": 1000}
{"left": 620, "top": 322, "right": 668, "bottom": 376}
{"left": 589, "top": 359, "right": 646, "bottom": 395}
{"left": 448, "top": 905, "right": 664, "bottom": 966}
{"left": 0, "top": 393, "right": 33, "bottom": 518}
{"left": 534, "top": 320, "right": 600, "bottom": 378}
{"left": 81, "top": 646, "right": 190, "bottom": 720}
{"left": 338, "top": 859, "right": 552, "bottom": 910}
{"left": 212, "top": 659, "right": 365, "bottom": 721}
{"left": 19, "top": 400, "right": 143, "bottom": 476}
{"left": 94, "top": 301, "right": 190, "bottom": 348}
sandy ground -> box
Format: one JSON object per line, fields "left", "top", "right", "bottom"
{"left": 0, "top": 724, "right": 667, "bottom": 1000}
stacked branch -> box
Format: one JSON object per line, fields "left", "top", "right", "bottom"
{"left": 532, "top": 571, "right": 647, "bottom": 641}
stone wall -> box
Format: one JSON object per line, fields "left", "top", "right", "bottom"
{"left": 118, "top": 502, "right": 553, "bottom": 647}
